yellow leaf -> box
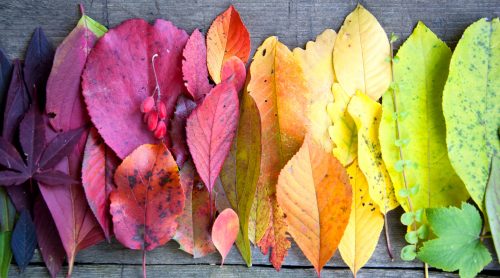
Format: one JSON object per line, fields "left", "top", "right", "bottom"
{"left": 277, "top": 136, "right": 352, "bottom": 275}
{"left": 347, "top": 91, "right": 399, "bottom": 213}
{"left": 327, "top": 83, "right": 357, "bottom": 166}
{"left": 293, "top": 29, "right": 336, "bottom": 152}
{"left": 339, "top": 159, "right": 384, "bottom": 276}
{"left": 334, "top": 4, "right": 391, "bottom": 100}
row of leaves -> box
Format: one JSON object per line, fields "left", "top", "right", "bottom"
{"left": 0, "top": 3, "right": 498, "bottom": 278}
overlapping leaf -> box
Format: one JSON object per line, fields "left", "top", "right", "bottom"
{"left": 486, "top": 156, "right": 500, "bottom": 262}
{"left": 182, "top": 29, "right": 213, "bottom": 102}
{"left": 442, "top": 18, "right": 500, "bottom": 211}
{"left": 82, "top": 19, "right": 188, "bottom": 158}
{"left": 212, "top": 208, "right": 239, "bottom": 265}
{"left": 276, "top": 136, "right": 352, "bottom": 275}
{"left": 169, "top": 96, "right": 197, "bottom": 169}
{"left": 23, "top": 28, "right": 54, "bottom": 101}
{"left": 2, "top": 60, "right": 29, "bottom": 142}
{"left": 0, "top": 49, "right": 12, "bottom": 131}
{"left": 10, "top": 209, "right": 36, "bottom": 271}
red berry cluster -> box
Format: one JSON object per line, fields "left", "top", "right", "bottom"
{"left": 140, "top": 96, "right": 167, "bottom": 139}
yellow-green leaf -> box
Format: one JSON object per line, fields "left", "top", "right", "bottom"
{"left": 333, "top": 4, "right": 391, "bottom": 100}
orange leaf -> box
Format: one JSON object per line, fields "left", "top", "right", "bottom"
{"left": 276, "top": 137, "right": 352, "bottom": 275}
{"left": 207, "top": 5, "right": 250, "bottom": 83}
{"left": 212, "top": 208, "right": 239, "bottom": 265}
{"left": 110, "top": 144, "right": 184, "bottom": 251}
{"left": 247, "top": 36, "right": 309, "bottom": 269}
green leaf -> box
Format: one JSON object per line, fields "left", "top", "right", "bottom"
{"left": 380, "top": 21, "right": 469, "bottom": 213}
{"left": 485, "top": 155, "right": 500, "bottom": 263}
{"left": 417, "top": 224, "right": 429, "bottom": 240}
{"left": 401, "top": 212, "right": 414, "bottom": 226}
{"left": 414, "top": 208, "right": 424, "bottom": 223}
{"left": 417, "top": 203, "right": 492, "bottom": 278}
{"left": 405, "top": 231, "right": 418, "bottom": 244}
{"left": 409, "top": 184, "right": 420, "bottom": 196}
{"left": 442, "top": 18, "right": 500, "bottom": 211}
{"left": 77, "top": 14, "right": 107, "bottom": 38}
{"left": 0, "top": 231, "right": 12, "bottom": 278}
{"left": 0, "top": 188, "right": 15, "bottom": 232}
{"left": 398, "top": 188, "right": 409, "bottom": 198}
{"left": 401, "top": 244, "right": 416, "bottom": 261}
{"left": 218, "top": 92, "right": 261, "bottom": 266}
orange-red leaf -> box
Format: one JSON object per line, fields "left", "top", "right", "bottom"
{"left": 212, "top": 208, "right": 239, "bottom": 265}
{"left": 276, "top": 137, "right": 352, "bottom": 275}
{"left": 110, "top": 144, "right": 184, "bottom": 251}
{"left": 207, "top": 5, "right": 250, "bottom": 83}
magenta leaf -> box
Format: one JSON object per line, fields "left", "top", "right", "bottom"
{"left": 221, "top": 56, "right": 247, "bottom": 93}
{"left": 169, "top": 95, "right": 197, "bottom": 168}
{"left": 182, "top": 29, "right": 213, "bottom": 102}
{"left": 186, "top": 81, "right": 239, "bottom": 194}
{"left": 82, "top": 19, "right": 189, "bottom": 159}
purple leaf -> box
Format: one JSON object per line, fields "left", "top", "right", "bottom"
{"left": 23, "top": 28, "right": 54, "bottom": 101}
{"left": 2, "top": 60, "right": 29, "bottom": 142}
{"left": 169, "top": 95, "right": 197, "bottom": 168}
{"left": 10, "top": 209, "right": 37, "bottom": 271}
{"left": 0, "top": 49, "right": 13, "bottom": 132}
{"left": 33, "top": 196, "right": 65, "bottom": 278}
{"left": 33, "top": 170, "right": 79, "bottom": 186}
{"left": 19, "top": 106, "right": 45, "bottom": 173}
{"left": 0, "top": 170, "right": 29, "bottom": 186}
{"left": 0, "top": 137, "right": 26, "bottom": 172}
{"left": 38, "top": 126, "right": 85, "bottom": 171}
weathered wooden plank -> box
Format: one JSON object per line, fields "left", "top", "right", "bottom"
{"left": 7, "top": 264, "right": 500, "bottom": 278}
{"left": 1, "top": 0, "right": 499, "bottom": 60}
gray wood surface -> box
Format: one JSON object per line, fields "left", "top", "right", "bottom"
{"left": 0, "top": 0, "right": 499, "bottom": 277}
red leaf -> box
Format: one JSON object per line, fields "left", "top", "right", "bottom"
{"left": 82, "top": 19, "right": 189, "bottom": 159}
{"left": 221, "top": 56, "right": 247, "bottom": 93}
{"left": 212, "top": 208, "right": 239, "bottom": 265}
{"left": 110, "top": 143, "right": 184, "bottom": 251}
{"left": 169, "top": 95, "right": 197, "bottom": 169}
{"left": 82, "top": 127, "right": 119, "bottom": 241}
{"left": 186, "top": 81, "right": 239, "bottom": 194}
{"left": 173, "top": 161, "right": 216, "bottom": 258}
{"left": 182, "top": 29, "right": 213, "bottom": 102}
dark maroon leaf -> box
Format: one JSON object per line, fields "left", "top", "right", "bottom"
{"left": 33, "top": 196, "right": 65, "bottom": 278}
{"left": 23, "top": 27, "right": 54, "bottom": 102}
{"left": 19, "top": 106, "right": 45, "bottom": 173}
{"left": 2, "top": 60, "right": 29, "bottom": 142}
{"left": 0, "top": 170, "right": 29, "bottom": 186}
{"left": 33, "top": 170, "right": 79, "bottom": 186}
{"left": 0, "top": 137, "right": 26, "bottom": 172}
{"left": 11, "top": 209, "right": 37, "bottom": 271}
{"left": 38, "top": 126, "right": 85, "bottom": 171}
{"left": 0, "top": 48, "right": 13, "bottom": 131}
{"left": 169, "top": 95, "right": 197, "bottom": 168}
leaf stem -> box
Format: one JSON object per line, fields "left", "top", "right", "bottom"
{"left": 151, "top": 54, "right": 161, "bottom": 103}
{"left": 384, "top": 215, "right": 394, "bottom": 261}
{"left": 424, "top": 263, "right": 429, "bottom": 278}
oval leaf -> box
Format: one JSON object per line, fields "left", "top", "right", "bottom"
{"left": 182, "top": 29, "right": 213, "bottom": 102}
{"left": 212, "top": 208, "right": 239, "bottom": 265}
{"left": 10, "top": 209, "right": 36, "bottom": 271}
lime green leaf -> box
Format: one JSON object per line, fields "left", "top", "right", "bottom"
{"left": 401, "top": 244, "right": 416, "bottom": 261}
{"left": 405, "top": 231, "right": 418, "bottom": 244}
{"left": 347, "top": 91, "right": 399, "bottom": 214}
{"left": 0, "top": 231, "right": 12, "bottom": 278}
{"left": 418, "top": 203, "right": 492, "bottom": 278}
{"left": 417, "top": 224, "right": 429, "bottom": 240}
{"left": 77, "top": 14, "right": 107, "bottom": 38}
{"left": 401, "top": 212, "right": 414, "bottom": 226}
{"left": 486, "top": 155, "right": 500, "bottom": 263}
{"left": 380, "top": 22, "right": 469, "bottom": 213}
{"left": 442, "top": 18, "right": 500, "bottom": 211}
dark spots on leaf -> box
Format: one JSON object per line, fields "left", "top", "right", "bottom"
{"left": 47, "top": 112, "right": 56, "bottom": 118}
{"left": 145, "top": 171, "right": 153, "bottom": 180}
{"left": 160, "top": 173, "right": 172, "bottom": 187}
{"left": 262, "top": 49, "right": 267, "bottom": 56}
{"left": 128, "top": 175, "right": 137, "bottom": 189}
{"left": 370, "top": 207, "right": 376, "bottom": 212}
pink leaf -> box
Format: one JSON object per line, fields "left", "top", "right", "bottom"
{"left": 182, "top": 29, "right": 213, "bottom": 102}
{"left": 212, "top": 208, "right": 239, "bottom": 265}
{"left": 221, "top": 56, "right": 247, "bottom": 93}
{"left": 82, "top": 19, "right": 189, "bottom": 159}
{"left": 186, "top": 81, "right": 239, "bottom": 194}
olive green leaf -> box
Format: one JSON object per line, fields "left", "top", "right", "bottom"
{"left": 418, "top": 203, "right": 492, "bottom": 278}
{"left": 442, "top": 18, "right": 500, "bottom": 211}
{"left": 486, "top": 155, "right": 500, "bottom": 263}
{"left": 380, "top": 21, "right": 469, "bottom": 213}
{"left": 0, "top": 231, "right": 12, "bottom": 278}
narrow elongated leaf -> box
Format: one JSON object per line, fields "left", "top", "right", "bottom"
{"left": 0, "top": 188, "right": 15, "bottom": 231}
{"left": 0, "top": 231, "right": 12, "bottom": 278}
{"left": 339, "top": 160, "right": 384, "bottom": 276}
{"left": 38, "top": 126, "right": 85, "bottom": 171}
{"left": 182, "top": 29, "right": 213, "bottom": 101}
{"left": 334, "top": 4, "right": 391, "bottom": 100}
{"left": 380, "top": 22, "right": 469, "bottom": 212}
{"left": 328, "top": 83, "right": 357, "bottom": 166}
{"left": 212, "top": 208, "right": 239, "bottom": 265}
{"left": 486, "top": 156, "right": 500, "bottom": 262}
{"left": 207, "top": 5, "right": 250, "bottom": 83}
{"left": 19, "top": 106, "right": 45, "bottom": 173}
{"left": 186, "top": 81, "right": 239, "bottom": 194}
{"left": 2, "top": 60, "right": 29, "bottom": 141}
{"left": 442, "top": 18, "right": 500, "bottom": 211}
{"left": 33, "top": 170, "right": 78, "bottom": 185}
{"left": 83, "top": 19, "right": 188, "bottom": 158}
{"left": 82, "top": 128, "right": 119, "bottom": 241}
{"left": 217, "top": 91, "right": 261, "bottom": 266}
{"left": 0, "top": 171, "right": 29, "bottom": 186}
{"left": 169, "top": 96, "right": 197, "bottom": 169}
{"left": 0, "top": 49, "right": 12, "bottom": 131}
{"left": 0, "top": 137, "right": 26, "bottom": 172}
{"left": 173, "top": 161, "right": 215, "bottom": 258}
{"left": 276, "top": 137, "right": 352, "bottom": 275}
{"left": 46, "top": 13, "right": 107, "bottom": 131}
{"left": 33, "top": 196, "right": 65, "bottom": 278}
{"left": 293, "top": 29, "right": 336, "bottom": 152}
{"left": 110, "top": 144, "right": 184, "bottom": 251}
{"left": 248, "top": 36, "right": 310, "bottom": 269}
{"left": 348, "top": 91, "right": 398, "bottom": 214}
{"left": 10, "top": 209, "right": 36, "bottom": 271}
{"left": 23, "top": 28, "right": 54, "bottom": 100}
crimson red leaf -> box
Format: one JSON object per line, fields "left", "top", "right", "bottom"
{"left": 82, "top": 127, "right": 119, "bottom": 241}
{"left": 82, "top": 19, "right": 188, "bottom": 159}
{"left": 221, "top": 56, "right": 247, "bottom": 93}
{"left": 0, "top": 137, "right": 26, "bottom": 172}
{"left": 169, "top": 95, "right": 197, "bottom": 168}
{"left": 33, "top": 196, "right": 65, "bottom": 278}
{"left": 10, "top": 209, "right": 36, "bottom": 271}
{"left": 2, "top": 60, "right": 29, "bottom": 142}
{"left": 212, "top": 208, "right": 239, "bottom": 265}
{"left": 38, "top": 126, "right": 85, "bottom": 171}
{"left": 186, "top": 81, "right": 239, "bottom": 194}
{"left": 23, "top": 28, "right": 54, "bottom": 101}
{"left": 182, "top": 29, "right": 213, "bottom": 102}
{"left": 110, "top": 143, "right": 184, "bottom": 252}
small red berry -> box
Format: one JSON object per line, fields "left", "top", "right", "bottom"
{"left": 158, "top": 102, "right": 167, "bottom": 119}
{"left": 154, "top": 121, "right": 166, "bottom": 139}
{"left": 140, "top": 96, "right": 155, "bottom": 113}
{"left": 147, "top": 111, "right": 159, "bottom": 131}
